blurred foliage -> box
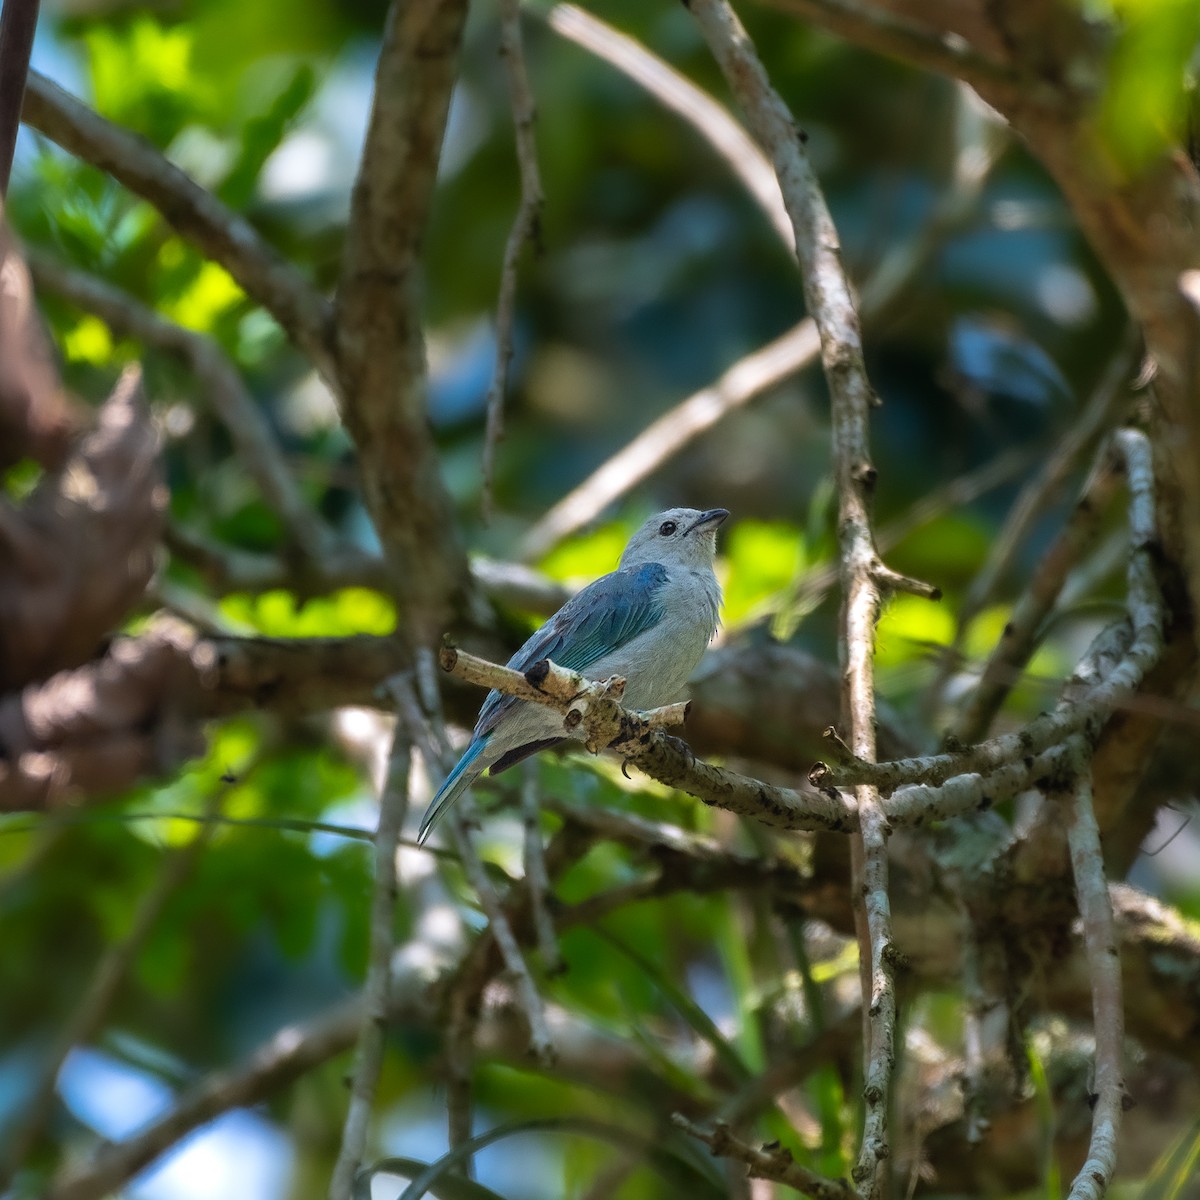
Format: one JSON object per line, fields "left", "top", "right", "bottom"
{"left": 2, "top": 0, "right": 1196, "bottom": 1198}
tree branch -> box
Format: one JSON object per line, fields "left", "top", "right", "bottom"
{"left": 438, "top": 643, "right": 859, "bottom": 833}
{"left": 672, "top": 1115, "right": 860, "bottom": 1200}
{"left": 482, "top": 0, "right": 545, "bottom": 521}
{"left": 0, "top": 0, "right": 39, "bottom": 194}
{"left": 333, "top": 0, "right": 474, "bottom": 646}
{"left": 327, "top": 707, "right": 411, "bottom": 1200}
{"left": 683, "top": 2, "right": 933, "bottom": 1191}
{"left": 29, "top": 250, "right": 332, "bottom": 560}
{"left": 1063, "top": 760, "right": 1126, "bottom": 1200}
{"left": 21, "top": 72, "right": 334, "bottom": 380}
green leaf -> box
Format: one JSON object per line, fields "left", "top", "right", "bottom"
{"left": 219, "top": 64, "right": 318, "bottom": 209}
{"left": 1096, "top": 0, "right": 1200, "bottom": 175}
{"left": 720, "top": 519, "right": 806, "bottom": 627}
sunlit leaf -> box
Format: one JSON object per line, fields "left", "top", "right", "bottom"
{"left": 1096, "top": 0, "right": 1200, "bottom": 175}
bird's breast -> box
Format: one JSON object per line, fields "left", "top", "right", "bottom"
{"left": 587, "top": 567, "right": 721, "bottom": 709}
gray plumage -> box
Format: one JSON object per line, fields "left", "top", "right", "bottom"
{"left": 419, "top": 506, "right": 728, "bottom": 842}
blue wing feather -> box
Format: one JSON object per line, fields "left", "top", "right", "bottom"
{"left": 475, "top": 561, "right": 668, "bottom": 737}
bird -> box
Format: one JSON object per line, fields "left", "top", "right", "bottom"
{"left": 418, "top": 506, "right": 729, "bottom": 843}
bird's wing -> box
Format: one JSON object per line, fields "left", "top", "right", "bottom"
{"left": 475, "top": 561, "right": 669, "bottom": 738}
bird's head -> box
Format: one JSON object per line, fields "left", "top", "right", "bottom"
{"left": 619, "top": 506, "right": 730, "bottom": 570}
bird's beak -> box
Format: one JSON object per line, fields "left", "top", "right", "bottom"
{"left": 685, "top": 508, "right": 730, "bottom": 535}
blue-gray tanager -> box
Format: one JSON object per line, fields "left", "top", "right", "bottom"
{"left": 418, "top": 507, "right": 729, "bottom": 843}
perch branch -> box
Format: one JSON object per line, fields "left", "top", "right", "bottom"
{"left": 439, "top": 643, "right": 858, "bottom": 833}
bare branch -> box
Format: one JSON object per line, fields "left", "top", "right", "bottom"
{"left": 327, "top": 707, "right": 411, "bottom": 1200}
{"left": 1063, "top": 758, "right": 1126, "bottom": 1200}
{"left": 29, "top": 251, "right": 332, "bottom": 560}
{"left": 394, "top": 676, "right": 555, "bottom": 1067}
{"left": 519, "top": 68, "right": 1001, "bottom": 564}
{"left": 683, "top": 1, "right": 918, "bottom": 1190}
{"left": 482, "top": 0, "right": 545, "bottom": 521}
{"left": 766, "top": 0, "right": 1020, "bottom": 101}
{"left": 520, "top": 320, "right": 819, "bottom": 561}
{"left": 166, "top": 525, "right": 571, "bottom": 615}
{"left": 333, "top": 0, "right": 474, "bottom": 645}
{"left": 21, "top": 72, "right": 335, "bottom": 379}
{"left": 522, "top": 760, "right": 561, "bottom": 974}
{"left": 545, "top": 3, "right": 792, "bottom": 250}
{"left": 948, "top": 443, "right": 1122, "bottom": 744}
{"left": 671, "top": 1115, "right": 860, "bottom": 1200}
{"left": 923, "top": 339, "right": 1136, "bottom": 724}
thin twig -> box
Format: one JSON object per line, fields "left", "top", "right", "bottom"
{"left": 394, "top": 677, "right": 555, "bottom": 1057}
{"left": 948, "top": 441, "right": 1124, "bottom": 744}
{"left": 29, "top": 251, "right": 332, "bottom": 560}
{"left": 767, "top": 0, "right": 1022, "bottom": 103}
{"left": 923, "top": 339, "right": 1137, "bottom": 724}
{"left": 519, "top": 75, "right": 1002, "bottom": 561}
{"left": 327, "top": 699, "right": 411, "bottom": 1200}
{"left": 522, "top": 759, "right": 561, "bottom": 973}
{"left": 482, "top": 0, "right": 544, "bottom": 521}
{"left": 684, "top": 3, "right": 923, "bottom": 1193}
{"left": 785, "top": 444, "right": 1035, "bottom": 626}
{"left": 1063, "top": 757, "right": 1126, "bottom": 1200}
{"left": 519, "top": 321, "right": 820, "bottom": 561}
{"left": 0, "top": 0, "right": 39, "bottom": 194}
{"left": 671, "top": 1115, "right": 860, "bottom": 1200}
{"left": 544, "top": 3, "right": 792, "bottom": 250}
{"left": 165, "top": 523, "right": 572, "bottom": 614}
{"left": 21, "top": 72, "right": 334, "bottom": 379}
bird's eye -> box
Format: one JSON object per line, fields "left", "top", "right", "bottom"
{"left": 658, "top": 520, "right": 678, "bottom": 536}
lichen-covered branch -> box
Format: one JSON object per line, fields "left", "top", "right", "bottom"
{"left": 1063, "top": 759, "right": 1126, "bottom": 1200}
{"left": 683, "top": 1, "right": 935, "bottom": 1190}
{"left": 439, "top": 643, "right": 858, "bottom": 832}
{"left": 671, "top": 1115, "right": 861, "bottom": 1200}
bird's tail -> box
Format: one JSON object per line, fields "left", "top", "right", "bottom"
{"left": 418, "top": 735, "right": 490, "bottom": 845}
